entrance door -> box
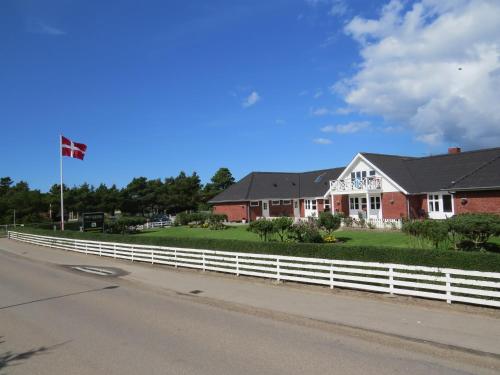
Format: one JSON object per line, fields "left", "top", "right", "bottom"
{"left": 262, "top": 200, "right": 270, "bottom": 218}
{"left": 369, "top": 195, "right": 381, "bottom": 219}
{"left": 293, "top": 199, "right": 300, "bottom": 218}
{"left": 304, "top": 199, "right": 317, "bottom": 218}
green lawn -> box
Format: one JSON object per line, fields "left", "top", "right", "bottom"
{"left": 139, "top": 225, "right": 417, "bottom": 248}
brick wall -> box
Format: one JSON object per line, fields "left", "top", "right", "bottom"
{"left": 333, "top": 194, "right": 349, "bottom": 216}
{"left": 381, "top": 192, "right": 408, "bottom": 219}
{"left": 408, "top": 194, "right": 426, "bottom": 219}
{"left": 249, "top": 204, "right": 263, "bottom": 221}
{"left": 454, "top": 191, "right": 500, "bottom": 214}
{"left": 213, "top": 202, "right": 248, "bottom": 222}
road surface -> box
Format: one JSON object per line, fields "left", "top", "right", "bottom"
{"left": 1, "top": 240, "right": 499, "bottom": 374}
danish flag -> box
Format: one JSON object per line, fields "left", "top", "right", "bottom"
{"left": 61, "top": 136, "right": 87, "bottom": 160}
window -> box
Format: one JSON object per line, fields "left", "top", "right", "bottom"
{"left": 369, "top": 170, "right": 376, "bottom": 176}
{"left": 349, "top": 197, "right": 359, "bottom": 210}
{"left": 250, "top": 201, "right": 259, "bottom": 207}
{"left": 428, "top": 194, "right": 439, "bottom": 212}
{"left": 271, "top": 200, "right": 280, "bottom": 206}
{"left": 442, "top": 194, "right": 452, "bottom": 212}
{"left": 263, "top": 202, "right": 268, "bottom": 210}
{"left": 360, "top": 197, "right": 367, "bottom": 211}
{"left": 370, "top": 196, "right": 380, "bottom": 210}
{"left": 294, "top": 200, "right": 298, "bottom": 208}
{"left": 305, "top": 199, "right": 317, "bottom": 210}
{"left": 324, "top": 199, "right": 331, "bottom": 210}
{"left": 282, "top": 200, "right": 291, "bottom": 205}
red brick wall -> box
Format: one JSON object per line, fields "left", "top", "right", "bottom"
{"left": 454, "top": 191, "right": 500, "bottom": 214}
{"left": 333, "top": 195, "right": 349, "bottom": 216}
{"left": 408, "top": 194, "right": 426, "bottom": 219}
{"left": 249, "top": 204, "right": 262, "bottom": 221}
{"left": 269, "top": 201, "right": 294, "bottom": 217}
{"left": 213, "top": 202, "right": 248, "bottom": 222}
{"left": 300, "top": 199, "right": 305, "bottom": 217}
{"left": 317, "top": 199, "right": 324, "bottom": 213}
{"left": 381, "top": 192, "right": 408, "bottom": 219}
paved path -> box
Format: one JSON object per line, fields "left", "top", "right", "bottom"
{"left": 1, "top": 238, "right": 499, "bottom": 374}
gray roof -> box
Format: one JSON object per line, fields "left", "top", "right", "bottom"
{"left": 209, "top": 168, "right": 343, "bottom": 203}
{"left": 362, "top": 147, "right": 500, "bottom": 193}
{"left": 210, "top": 147, "right": 500, "bottom": 203}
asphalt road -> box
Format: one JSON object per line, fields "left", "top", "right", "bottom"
{"left": 1, "top": 246, "right": 499, "bottom": 374}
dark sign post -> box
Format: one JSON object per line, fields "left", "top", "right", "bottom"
{"left": 82, "top": 212, "right": 105, "bottom": 232}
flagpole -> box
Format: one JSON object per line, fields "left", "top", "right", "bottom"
{"left": 60, "top": 134, "right": 65, "bottom": 231}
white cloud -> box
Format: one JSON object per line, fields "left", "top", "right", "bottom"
{"left": 311, "top": 107, "right": 332, "bottom": 116}
{"left": 338, "top": 0, "right": 500, "bottom": 148}
{"left": 329, "top": 0, "right": 348, "bottom": 17}
{"left": 313, "top": 89, "right": 323, "bottom": 98}
{"left": 242, "top": 91, "right": 261, "bottom": 108}
{"left": 320, "top": 121, "right": 370, "bottom": 134}
{"left": 313, "top": 137, "right": 332, "bottom": 144}
{"left": 306, "top": 0, "right": 349, "bottom": 17}
{"left": 27, "top": 20, "right": 66, "bottom": 36}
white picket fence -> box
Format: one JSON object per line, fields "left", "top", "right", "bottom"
{"left": 136, "top": 221, "right": 172, "bottom": 230}
{"left": 8, "top": 231, "right": 500, "bottom": 308}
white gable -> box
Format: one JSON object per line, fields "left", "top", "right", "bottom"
{"left": 337, "top": 154, "right": 405, "bottom": 193}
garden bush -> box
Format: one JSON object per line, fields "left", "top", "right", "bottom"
{"left": 247, "top": 218, "right": 275, "bottom": 241}
{"left": 288, "top": 220, "right": 323, "bottom": 243}
{"left": 13, "top": 227, "right": 500, "bottom": 272}
{"left": 318, "top": 212, "right": 341, "bottom": 234}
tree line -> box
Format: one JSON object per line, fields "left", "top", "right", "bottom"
{"left": 0, "top": 168, "right": 235, "bottom": 224}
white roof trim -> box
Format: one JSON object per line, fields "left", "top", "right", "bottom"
{"left": 329, "top": 153, "right": 409, "bottom": 195}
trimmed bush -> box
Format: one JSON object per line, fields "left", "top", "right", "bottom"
{"left": 248, "top": 218, "right": 275, "bottom": 241}
{"left": 13, "top": 227, "right": 500, "bottom": 272}
{"left": 272, "top": 217, "right": 294, "bottom": 242}
{"left": 318, "top": 212, "right": 341, "bottom": 234}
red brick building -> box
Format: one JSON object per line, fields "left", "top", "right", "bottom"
{"left": 210, "top": 147, "right": 500, "bottom": 222}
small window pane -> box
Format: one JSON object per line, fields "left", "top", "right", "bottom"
{"left": 443, "top": 195, "right": 452, "bottom": 212}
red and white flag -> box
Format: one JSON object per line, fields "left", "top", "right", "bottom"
{"left": 61, "top": 136, "right": 87, "bottom": 160}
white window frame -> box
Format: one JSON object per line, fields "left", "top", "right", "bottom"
{"left": 370, "top": 196, "right": 380, "bottom": 210}
{"left": 250, "top": 201, "right": 259, "bottom": 207}
{"left": 350, "top": 197, "right": 359, "bottom": 210}
{"left": 427, "top": 193, "right": 454, "bottom": 219}
{"left": 324, "top": 198, "right": 331, "bottom": 210}
{"left": 271, "top": 200, "right": 280, "bottom": 206}
{"left": 282, "top": 200, "right": 291, "bottom": 205}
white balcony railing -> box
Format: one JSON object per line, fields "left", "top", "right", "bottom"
{"left": 329, "top": 177, "right": 382, "bottom": 192}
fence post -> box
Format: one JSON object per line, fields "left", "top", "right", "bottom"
{"left": 445, "top": 272, "right": 452, "bottom": 304}
{"left": 276, "top": 257, "right": 281, "bottom": 283}
{"left": 389, "top": 266, "right": 394, "bottom": 295}
{"left": 131, "top": 246, "right": 134, "bottom": 262}
{"left": 202, "top": 251, "right": 206, "bottom": 272}
{"left": 99, "top": 243, "right": 102, "bottom": 256}
{"left": 151, "top": 249, "right": 154, "bottom": 264}
{"left": 113, "top": 244, "right": 116, "bottom": 259}
{"left": 330, "top": 262, "right": 334, "bottom": 289}
{"left": 236, "top": 255, "right": 239, "bottom": 276}
{"left": 174, "top": 249, "right": 178, "bottom": 268}
{"left": 85, "top": 243, "right": 88, "bottom": 255}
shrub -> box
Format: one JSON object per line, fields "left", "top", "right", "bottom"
{"left": 343, "top": 216, "right": 354, "bottom": 228}
{"left": 448, "top": 213, "right": 500, "bottom": 250}
{"left": 272, "top": 216, "right": 294, "bottom": 242}
{"left": 288, "top": 220, "right": 323, "bottom": 243}
{"left": 207, "top": 213, "right": 228, "bottom": 230}
{"left": 106, "top": 216, "right": 147, "bottom": 234}
{"left": 247, "top": 218, "right": 276, "bottom": 241}
{"left": 402, "top": 219, "right": 451, "bottom": 250}
{"left": 14, "top": 227, "right": 500, "bottom": 272}
{"left": 318, "top": 212, "right": 341, "bottom": 234}
{"left": 175, "top": 212, "right": 210, "bottom": 226}
{"left": 323, "top": 234, "right": 336, "bottom": 243}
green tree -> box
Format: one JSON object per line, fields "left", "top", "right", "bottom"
{"left": 318, "top": 212, "right": 341, "bottom": 234}
{"left": 273, "top": 217, "right": 293, "bottom": 242}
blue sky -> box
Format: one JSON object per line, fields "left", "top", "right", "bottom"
{"left": 2, "top": 0, "right": 499, "bottom": 191}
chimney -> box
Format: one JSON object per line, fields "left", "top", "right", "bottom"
{"left": 448, "top": 147, "right": 461, "bottom": 154}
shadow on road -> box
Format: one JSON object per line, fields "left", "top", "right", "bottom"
{"left": 0, "top": 285, "right": 119, "bottom": 310}
{"left": 0, "top": 337, "right": 70, "bottom": 373}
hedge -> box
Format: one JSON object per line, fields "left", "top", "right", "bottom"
{"left": 12, "top": 227, "right": 500, "bottom": 272}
